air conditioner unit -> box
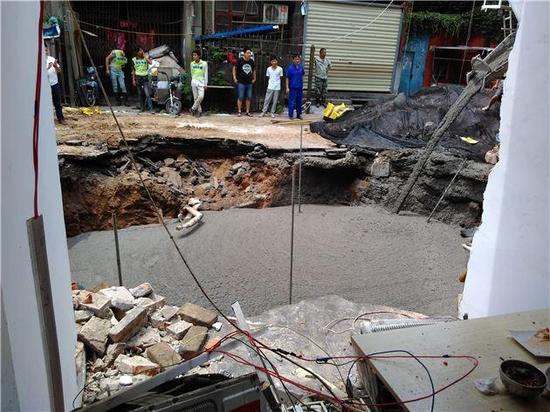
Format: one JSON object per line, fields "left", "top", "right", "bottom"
{"left": 263, "top": 3, "right": 289, "bottom": 25}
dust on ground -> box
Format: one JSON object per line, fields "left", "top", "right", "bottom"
{"left": 56, "top": 107, "right": 335, "bottom": 151}
{"left": 68, "top": 204, "right": 467, "bottom": 318}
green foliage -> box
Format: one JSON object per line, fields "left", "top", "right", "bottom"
{"left": 179, "top": 72, "right": 193, "bottom": 106}
{"left": 411, "top": 11, "right": 465, "bottom": 37}
{"left": 209, "top": 47, "right": 228, "bottom": 64}
{"left": 411, "top": 9, "right": 506, "bottom": 42}
{"left": 211, "top": 69, "right": 230, "bottom": 86}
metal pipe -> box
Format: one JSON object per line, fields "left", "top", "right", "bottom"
{"left": 298, "top": 124, "right": 303, "bottom": 213}
{"left": 427, "top": 159, "right": 467, "bottom": 222}
{"left": 289, "top": 164, "right": 296, "bottom": 304}
{"left": 112, "top": 212, "right": 123, "bottom": 286}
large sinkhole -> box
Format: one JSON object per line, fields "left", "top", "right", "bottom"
{"left": 59, "top": 137, "right": 491, "bottom": 236}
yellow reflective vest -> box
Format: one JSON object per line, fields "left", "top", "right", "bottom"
{"left": 132, "top": 56, "right": 149, "bottom": 77}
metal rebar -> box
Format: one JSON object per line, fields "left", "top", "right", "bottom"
{"left": 427, "top": 159, "right": 468, "bottom": 222}
{"left": 298, "top": 123, "right": 303, "bottom": 213}
{"left": 112, "top": 212, "right": 123, "bottom": 286}
{"left": 289, "top": 164, "right": 296, "bottom": 304}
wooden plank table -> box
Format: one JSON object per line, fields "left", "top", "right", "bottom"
{"left": 352, "top": 309, "right": 550, "bottom": 411}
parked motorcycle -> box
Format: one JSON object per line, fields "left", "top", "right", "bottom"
{"left": 75, "top": 66, "right": 100, "bottom": 107}
{"left": 151, "top": 70, "right": 183, "bottom": 114}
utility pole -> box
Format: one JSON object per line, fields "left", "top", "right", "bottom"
{"left": 306, "top": 44, "right": 315, "bottom": 113}
{"left": 183, "top": 1, "right": 195, "bottom": 70}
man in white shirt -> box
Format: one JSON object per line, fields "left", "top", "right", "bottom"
{"left": 260, "top": 55, "right": 283, "bottom": 117}
{"left": 46, "top": 50, "right": 65, "bottom": 124}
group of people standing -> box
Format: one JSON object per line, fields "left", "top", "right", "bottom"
{"left": 225, "top": 46, "right": 331, "bottom": 119}
{"left": 46, "top": 44, "right": 332, "bottom": 123}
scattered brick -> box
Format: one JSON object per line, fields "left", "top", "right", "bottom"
{"left": 109, "top": 307, "right": 147, "bottom": 343}
{"left": 177, "top": 303, "right": 218, "bottom": 327}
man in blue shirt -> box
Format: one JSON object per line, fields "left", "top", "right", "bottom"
{"left": 286, "top": 54, "right": 305, "bottom": 119}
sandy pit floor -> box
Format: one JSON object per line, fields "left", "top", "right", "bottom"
{"left": 68, "top": 204, "right": 466, "bottom": 317}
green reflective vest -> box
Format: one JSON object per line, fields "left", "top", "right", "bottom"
{"left": 111, "top": 50, "right": 127, "bottom": 71}
{"left": 191, "top": 60, "right": 207, "bottom": 82}
{"left": 132, "top": 56, "right": 149, "bottom": 77}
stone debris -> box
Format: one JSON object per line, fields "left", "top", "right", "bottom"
{"left": 109, "top": 307, "right": 147, "bottom": 343}
{"left": 115, "top": 355, "right": 161, "bottom": 376}
{"left": 99, "top": 286, "right": 135, "bottom": 311}
{"left": 73, "top": 282, "right": 221, "bottom": 406}
{"left": 178, "top": 303, "right": 218, "bottom": 327}
{"left": 78, "top": 316, "right": 112, "bottom": 355}
{"left": 74, "top": 310, "right": 93, "bottom": 323}
{"left": 129, "top": 282, "right": 153, "bottom": 298}
{"left": 135, "top": 294, "right": 165, "bottom": 312}
{"left": 104, "top": 343, "right": 126, "bottom": 367}
{"left": 79, "top": 292, "right": 111, "bottom": 318}
{"left": 150, "top": 305, "right": 179, "bottom": 329}
{"left": 179, "top": 326, "right": 208, "bottom": 359}
{"left": 146, "top": 342, "right": 182, "bottom": 368}
{"left": 166, "top": 320, "right": 192, "bottom": 339}
{"left": 119, "top": 375, "right": 133, "bottom": 386}
{"left": 128, "top": 326, "right": 161, "bottom": 348}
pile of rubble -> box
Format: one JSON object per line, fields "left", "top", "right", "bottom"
{"left": 73, "top": 282, "right": 221, "bottom": 405}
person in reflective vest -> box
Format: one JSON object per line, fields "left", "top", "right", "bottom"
{"left": 131, "top": 47, "right": 153, "bottom": 112}
{"left": 105, "top": 48, "right": 128, "bottom": 106}
{"left": 190, "top": 49, "right": 208, "bottom": 117}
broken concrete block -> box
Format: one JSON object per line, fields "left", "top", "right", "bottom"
{"left": 370, "top": 157, "right": 391, "bottom": 177}
{"left": 164, "top": 158, "right": 176, "bottom": 167}
{"left": 80, "top": 292, "right": 111, "bottom": 318}
{"left": 212, "top": 322, "right": 223, "bottom": 332}
{"left": 78, "top": 316, "right": 112, "bottom": 356}
{"left": 149, "top": 305, "right": 179, "bottom": 329}
{"left": 129, "top": 282, "right": 153, "bottom": 298}
{"left": 99, "top": 286, "right": 135, "bottom": 311}
{"left": 128, "top": 326, "right": 161, "bottom": 348}
{"left": 104, "top": 343, "right": 126, "bottom": 367}
{"left": 135, "top": 294, "right": 165, "bottom": 313}
{"left": 74, "top": 310, "right": 93, "bottom": 323}
{"left": 179, "top": 326, "right": 208, "bottom": 358}
{"left": 120, "top": 375, "right": 133, "bottom": 386}
{"left": 146, "top": 342, "right": 182, "bottom": 368}
{"left": 74, "top": 342, "right": 86, "bottom": 409}
{"left": 109, "top": 307, "right": 147, "bottom": 343}
{"left": 115, "top": 355, "right": 160, "bottom": 376}
{"left": 177, "top": 303, "right": 218, "bottom": 327}
{"left": 99, "top": 378, "right": 120, "bottom": 393}
{"left": 92, "top": 358, "right": 105, "bottom": 372}
{"left": 166, "top": 320, "right": 192, "bottom": 339}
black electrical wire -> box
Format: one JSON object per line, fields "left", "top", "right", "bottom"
{"left": 344, "top": 350, "right": 435, "bottom": 412}
{"left": 68, "top": 3, "right": 344, "bottom": 405}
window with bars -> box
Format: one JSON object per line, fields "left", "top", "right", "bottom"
{"left": 214, "top": 1, "right": 261, "bottom": 32}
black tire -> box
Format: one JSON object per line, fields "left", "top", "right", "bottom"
{"left": 85, "top": 91, "right": 96, "bottom": 107}
{"left": 165, "top": 98, "right": 182, "bottom": 115}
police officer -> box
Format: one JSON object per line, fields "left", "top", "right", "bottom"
{"left": 106, "top": 48, "right": 128, "bottom": 105}
{"left": 132, "top": 47, "right": 153, "bottom": 113}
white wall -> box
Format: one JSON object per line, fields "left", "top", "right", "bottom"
{"left": 460, "top": 0, "right": 550, "bottom": 318}
{"left": 1, "top": 1, "right": 78, "bottom": 410}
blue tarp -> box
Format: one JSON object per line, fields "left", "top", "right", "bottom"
{"left": 195, "top": 25, "right": 278, "bottom": 42}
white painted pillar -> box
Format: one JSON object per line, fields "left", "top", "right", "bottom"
{"left": 460, "top": 0, "right": 550, "bottom": 318}
{"left": 1, "top": 1, "right": 78, "bottom": 410}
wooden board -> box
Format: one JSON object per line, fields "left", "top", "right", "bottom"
{"left": 352, "top": 310, "right": 550, "bottom": 411}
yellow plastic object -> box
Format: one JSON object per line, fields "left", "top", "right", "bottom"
{"left": 151, "top": 67, "right": 158, "bottom": 77}
{"left": 460, "top": 136, "right": 479, "bottom": 145}
{"left": 323, "top": 102, "right": 350, "bottom": 121}
{"left": 80, "top": 107, "right": 101, "bottom": 116}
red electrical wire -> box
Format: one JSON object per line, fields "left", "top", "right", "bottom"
{"left": 212, "top": 347, "right": 479, "bottom": 409}
{"left": 33, "top": 0, "right": 45, "bottom": 218}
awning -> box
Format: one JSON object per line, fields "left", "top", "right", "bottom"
{"left": 195, "top": 25, "right": 279, "bottom": 42}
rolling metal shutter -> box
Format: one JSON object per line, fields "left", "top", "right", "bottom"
{"left": 304, "top": 1, "right": 403, "bottom": 92}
